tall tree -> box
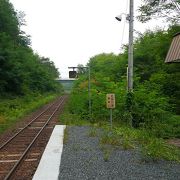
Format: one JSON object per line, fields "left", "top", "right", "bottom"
{"left": 0, "top": 0, "right": 19, "bottom": 40}
{"left": 138, "top": 0, "right": 180, "bottom": 23}
{"left": 0, "top": 0, "right": 62, "bottom": 95}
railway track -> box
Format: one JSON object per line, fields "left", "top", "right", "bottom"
{"left": 0, "top": 95, "right": 67, "bottom": 180}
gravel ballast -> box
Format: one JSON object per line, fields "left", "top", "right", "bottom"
{"left": 58, "top": 126, "right": 180, "bottom": 180}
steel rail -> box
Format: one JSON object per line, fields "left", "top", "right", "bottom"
{"left": 4, "top": 96, "right": 66, "bottom": 180}
{"left": 0, "top": 96, "right": 63, "bottom": 150}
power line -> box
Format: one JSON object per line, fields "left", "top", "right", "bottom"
{"left": 120, "top": 0, "right": 129, "bottom": 52}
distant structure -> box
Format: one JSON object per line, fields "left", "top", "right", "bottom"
{"left": 58, "top": 79, "right": 75, "bottom": 93}
{"left": 165, "top": 32, "right": 180, "bottom": 63}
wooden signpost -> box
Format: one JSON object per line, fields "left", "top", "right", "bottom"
{"left": 106, "top": 94, "right": 115, "bottom": 129}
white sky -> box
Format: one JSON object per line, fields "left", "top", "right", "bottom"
{"left": 9, "top": 0, "right": 165, "bottom": 79}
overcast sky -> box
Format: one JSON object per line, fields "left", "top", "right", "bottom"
{"left": 9, "top": 0, "right": 165, "bottom": 79}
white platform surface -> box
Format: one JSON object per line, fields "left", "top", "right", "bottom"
{"left": 33, "top": 125, "right": 66, "bottom": 180}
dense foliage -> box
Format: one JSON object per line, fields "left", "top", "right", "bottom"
{"left": 68, "top": 25, "right": 180, "bottom": 138}
{"left": 0, "top": 0, "right": 62, "bottom": 96}
{"left": 0, "top": 0, "right": 63, "bottom": 134}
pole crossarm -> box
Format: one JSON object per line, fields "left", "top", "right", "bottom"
{"left": 68, "top": 66, "right": 89, "bottom": 69}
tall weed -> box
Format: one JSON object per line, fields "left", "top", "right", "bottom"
{"left": 0, "top": 93, "right": 58, "bottom": 134}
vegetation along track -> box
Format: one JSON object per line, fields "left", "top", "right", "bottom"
{"left": 0, "top": 95, "right": 68, "bottom": 180}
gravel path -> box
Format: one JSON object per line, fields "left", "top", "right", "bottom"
{"left": 58, "top": 126, "right": 180, "bottom": 180}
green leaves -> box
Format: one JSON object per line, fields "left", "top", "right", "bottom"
{"left": 0, "top": 0, "right": 19, "bottom": 39}
{"left": 67, "top": 25, "right": 179, "bottom": 139}
{"left": 137, "top": 0, "right": 180, "bottom": 23}
{"left": 0, "top": 0, "right": 62, "bottom": 96}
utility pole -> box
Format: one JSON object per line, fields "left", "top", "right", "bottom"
{"left": 115, "top": 0, "right": 134, "bottom": 127}
{"left": 127, "top": 0, "right": 134, "bottom": 128}
{"left": 128, "top": 0, "right": 134, "bottom": 91}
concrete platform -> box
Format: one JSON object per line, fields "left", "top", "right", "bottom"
{"left": 33, "top": 125, "right": 66, "bottom": 180}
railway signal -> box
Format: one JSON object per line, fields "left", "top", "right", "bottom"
{"left": 69, "top": 71, "right": 77, "bottom": 78}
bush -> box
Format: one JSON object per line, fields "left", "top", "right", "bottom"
{"left": 132, "top": 85, "right": 170, "bottom": 127}
{"left": 0, "top": 93, "right": 58, "bottom": 134}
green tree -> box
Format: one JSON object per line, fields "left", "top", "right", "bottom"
{"left": 0, "top": 0, "right": 62, "bottom": 95}
{"left": 68, "top": 25, "right": 180, "bottom": 132}
{"left": 0, "top": 0, "right": 19, "bottom": 40}
{"left": 88, "top": 53, "right": 127, "bottom": 82}
{"left": 138, "top": 0, "right": 180, "bottom": 23}
{"left": 77, "top": 64, "right": 87, "bottom": 76}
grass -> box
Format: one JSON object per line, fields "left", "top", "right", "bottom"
{"left": 98, "top": 128, "right": 135, "bottom": 161}
{"left": 99, "top": 144, "right": 112, "bottom": 162}
{"left": 114, "top": 126, "right": 180, "bottom": 162}
{"left": 88, "top": 127, "right": 98, "bottom": 137}
{"left": 59, "top": 105, "right": 180, "bottom": 163}
{"left": 59, "top": 104, "right": 92, "bottom": 126}
{"left": 148, "top": 115, "right": 180, "bottom": 139}
{"left": 63, "top": 126, "right": 69, "bottom": 144}
{"left": 121, "top": 137, "right": 135, "bottom": 150}
{"left": 99, "top": 126, "right": 180, "bottom": 162}
{"left": 140, "top": 137, "right": 180, "bottom": 162}
{"left": 99, "top": 131, "right": 121, "bottom": 146}
{"left": 0, "top": 93, "right": 59, "bottom": 134}
{"left": 72, "top": 143, "right": 81, "bottom": 151}
{"left": 60, "top": 112, "right": 91, "bottom": 126}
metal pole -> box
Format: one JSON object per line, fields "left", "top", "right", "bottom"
{"left": 88, "top": 66, "right": 91, "bottom": 119}
{"left": 110, "top": 109, "right": 112, "bottom": 130}
{"left": 128, "top": 0, "right": 134, "bottom": 91}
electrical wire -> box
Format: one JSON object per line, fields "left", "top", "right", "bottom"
{"left": 120, "top": 0, "right": 129, "bottom": 52}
